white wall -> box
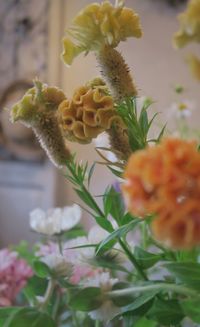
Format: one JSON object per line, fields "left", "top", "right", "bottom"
{"left": 56, "top": 0, "right": 200, "bottom": 226}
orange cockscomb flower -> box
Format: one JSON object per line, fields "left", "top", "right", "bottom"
{"left": 152, "top": 200, "right": 200, "bottom": 249}
{"left": 123, "top": 138, "right": 200, "bottom": 248}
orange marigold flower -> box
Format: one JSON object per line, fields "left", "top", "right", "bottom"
{"left": 123, "top": 138, "right": 200, "bottom": 248}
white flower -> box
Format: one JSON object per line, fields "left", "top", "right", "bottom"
{"left": 41, "top": 254, "right": 72, "bottom": 277}
{"left": 168, "top": 100, "right": 195, "bottom": 119}
{"left": 30, "top": 204, "right": 81, "bottom": 236}
{"left": 85, "top": 272, "right": 120, "bottom": 322}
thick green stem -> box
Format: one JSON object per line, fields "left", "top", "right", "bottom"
{"left": 40, "top": 279, "right": 56, "bottom": 310}
{"left": 108, "top": 283, "right": 198, "bottom": 298}
{"left": 119, "top": 239, "right": 148, "bottom": 281}
{"left": 95, "top": 320, "right": 101, "bottom": 327}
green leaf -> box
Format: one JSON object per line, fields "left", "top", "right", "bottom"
{"left": 4, "top": 308, "right": 56, "bottom": 327}
{"left": 63, "top": 225, "right": 87, "bottom": 240}
{"left": 134, "top": 317, "right": 157, "bottom": 327}
{"left": 96, "top": 220, "right": 140, "bottom": 255}
{"left": 69, "top": 287, "right": 102, "bottom": 311}
{"left": 33, "top": 260, "right": 52, "bottom": 278}
{"left": 112, "top": 282, "right": 135, "bottom": 307}
{"left": 121, "top": 290, "right": 158, "bottom": 314}
{"left": 164, "top": 262, "right": 200, "bottom": 289}
{"left": 95, "top": 216, "right": 114, "bottom": 233}
{"left": 74, "top": 188, "right": 102, "bottom": 216}
{"left": 139, "top": 106, "right": 148, "bottom": 137}
{"left": 122, "top": 212, "right": 136, "bottom": 225}
{"left": 107, "top": 166, "right": 123, "bottom": 178}
{"left": 103, "top": 186, "right": 125, "bottom": 223}
{"left": 24, "top": 276, "right": 47, "bottom": 298}
{"left": 0, "top": 307, "right": 20, "bottom": 327}
{"left": 181, "top": 299, "right": 200, "bottom": 323}
{"left": 156, "top": 124, "right": 167, "bottom": 143}
{"left": 88, "top": 163, "right": 96, "bottom": 187}
{"left": 147, "top": 299, "right": 184, "bottom": 325}
{"left": 134, "top": 247, "right": 163, "bottom": 269}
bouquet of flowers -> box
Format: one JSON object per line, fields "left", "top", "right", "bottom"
{"left": 1, "top": 0, "right": 200, "bottom": 326}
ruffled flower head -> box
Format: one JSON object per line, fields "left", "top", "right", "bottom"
{"left": 174, "top": 0, "right": 200, "bottom": 48}
{"left": 57, "top": 79, "right": 125, "bottom": 143}
{"left": 123, "top": 138, "right": 200, "bottom": 249}
{"left": 62, "top": 0, "right": 142, "bottom": 65}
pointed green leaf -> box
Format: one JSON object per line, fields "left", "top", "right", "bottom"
{"left": 96, "top": 220, "right": 140, "bottom": 254}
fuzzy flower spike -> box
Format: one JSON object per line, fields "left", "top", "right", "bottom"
{"left": 11, "top": 80, "right": 71, "bottom": 168}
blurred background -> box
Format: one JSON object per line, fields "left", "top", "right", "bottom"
{"left": 0, "top": 0, "right": 199, "bottom": 246}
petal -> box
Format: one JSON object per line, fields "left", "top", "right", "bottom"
{"left": 62, "top": 37, "right": 84, "bottom": 66}
{"left": 61, "top": 204, "right": 82, "bottom": 231}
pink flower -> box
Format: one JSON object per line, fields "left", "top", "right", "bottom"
{"left": 0, "top": 248, "right": 33, "bottom": 307}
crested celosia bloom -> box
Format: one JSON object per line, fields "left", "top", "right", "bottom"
{"left": 85, "top": 272, "right": 120, "bottom": 322}
{"left": 187, "top": 54, "right": 200, "bottom": 81}
{"left": 62, "top": 0, "right": 142, "bottom": 66}
{"left": 30, "top": 204, "right": 81, "bottom": 236}
{"left": 152, "top": 200, "right": 200, "bottom": 249}
{"left": 0, "top": 249, "right": 32, "bottom": 306}
{"left": 123, "top": 138, "right": 200, "bottom": 248}
{"left": 57, "top": 81, "right": 125, "bottom": 143}
{"left": 11, "top": 81, "right": 70, "bottom": 168}
{"left": 174, "top": 0, "right": 200, "bottom": 48}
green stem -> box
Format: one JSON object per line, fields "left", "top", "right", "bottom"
{"left": 40, "top": 279, "right": 56, "bottom": 310}
{"left": 141, "top": 222, "right": 148, "bottom": 249}
{"left": 57, "top": 235, "right": 63, "bottom": 255}
{"left": 72, "top": 311, "right": 80, "bottom": 327}
{"left": 52, "top": 289, "right": 60, "bottom": 320}
{"left": 95, "top": 320, "right": 101, "bottom": 327}
{"left": 119, "top": 239, "right": 148, "bottom": 281}
{"left": 108, "top": 283, "right": 199, "bottom": 298}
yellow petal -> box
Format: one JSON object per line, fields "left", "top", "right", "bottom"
{"left": 119, "top": 8, "right": 142, "bottom": 39}
{"left": 62, "top": 37, "right": 83, "bottom": 66}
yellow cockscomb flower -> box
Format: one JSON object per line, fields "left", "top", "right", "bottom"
{"left": 187, "top": 54, "right": 200, "bottom": 81}
{"left": 57, "top": 80, "right": 125, "bottom": 143}
{"left": 174, "top": 0, "right": 200, "bottom": 48}
{"left": 62, "top": 0, "right": 142, "bottom": 66}
{"left": 11, "top": 81, "right": 71, "bottom": 168}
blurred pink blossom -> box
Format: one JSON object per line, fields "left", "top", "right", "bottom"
{"left": 0, "top": 248, "right": 33, "bottom": 306}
